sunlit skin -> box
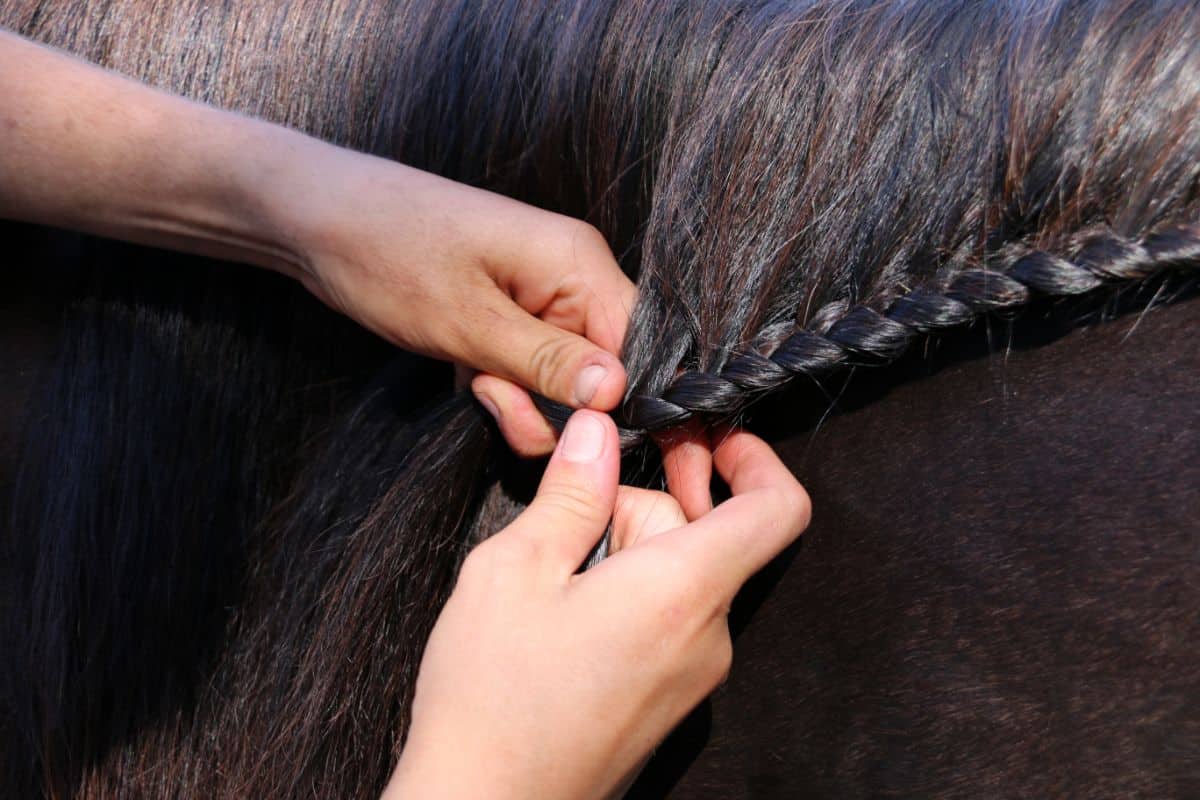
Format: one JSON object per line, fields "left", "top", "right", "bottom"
{"left": 385, "top": 414, "right": 810, "bottom": 800}
{"left": 0, "top": 28, "right": 716, "bottom": 495}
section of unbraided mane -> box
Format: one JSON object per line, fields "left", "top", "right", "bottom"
{"left": 533, "top": 224, "right": 1200, "bottom": 446}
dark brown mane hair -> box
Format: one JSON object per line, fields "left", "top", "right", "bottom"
{"left": 2, "top": 1, "right": 1198, "bottom": 797}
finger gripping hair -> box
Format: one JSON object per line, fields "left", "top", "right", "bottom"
{"left": 537, "top": 224, "right": 1200, "bottom": 446}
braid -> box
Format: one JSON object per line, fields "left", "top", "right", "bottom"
{"left": 536, "top": 224, "right": 1200, "bottom": 446}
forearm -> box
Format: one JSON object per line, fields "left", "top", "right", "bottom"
{"left": 0, "top": 29, "right": 311, "bottom": 277}
{"left": 0, "top": 29, "right": 637, "bottom": 440}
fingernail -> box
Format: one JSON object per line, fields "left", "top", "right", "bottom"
{"left": 574, "top": 364, "right": 609, "bottom": 406}
{"left": 476, "top": 392, "right": 501, "bottom": 424}
{"left": 560, "top": 412, "right": 606, "bottom": 463}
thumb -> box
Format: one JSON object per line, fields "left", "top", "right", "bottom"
{"left": 509, "top": 410, "right": 620, "bottom": 573}
{"left": 464, "top": 289, "right": 627, "bottom": 410}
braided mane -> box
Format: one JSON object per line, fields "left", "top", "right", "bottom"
{"left": 7, "top": 1, "right": 1200, "bottom": 797}
{"left": 538, "top": 224, "right": 1200, "bottom": 445}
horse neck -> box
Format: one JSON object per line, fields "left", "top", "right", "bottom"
{"left": 636, "top": 289, "right": 1200, "bottom": 797}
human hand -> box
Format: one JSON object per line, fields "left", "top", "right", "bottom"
{"left": 382, "top": 411, "right": 811, "bottom": 800}
{"left": 0, "top": 31, "right": 636, "bottom": 457}
{"left": 0, "top": 29, "right": 707, "bottom": 500}
{"left": 277, "top": 145, "right": 717, "bottom": 510}
{"left": 275, "top": 148, "right": 635, "bottom": 455}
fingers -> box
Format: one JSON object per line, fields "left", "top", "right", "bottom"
{"left": 487, "top": 218, "right": 637, "bottom": 355}
{"left": 505, "top": 410, "right": 621, "bottom": 573}
{"left": 650, "top": 430, "right": 811, "bottom": 598}
{"left": 462, "top": 286, "right": 629, "bottom": 410}
{"left": 611, "top": 486, "right": 687, "bottom": 553}
{"left": 471, "top": 218, "right": 637, "bottom": 410}
{"left": 653, "top": 421, "right": 714, "bottom": 521}
{"left": 471, "top": 373, "right": 558, "bottom": 457}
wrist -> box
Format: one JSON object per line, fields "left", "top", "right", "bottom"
{"left": 140, "top": 103, "right": 317, "bottom": 280}
{"left": 238, "top": 123, "right": 355, "bottom": 286}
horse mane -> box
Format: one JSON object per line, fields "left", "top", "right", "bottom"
{"left": 3, "top": 1, "right": 1199, "bottom": 797}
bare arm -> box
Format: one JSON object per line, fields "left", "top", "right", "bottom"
{"left": 0, "top": 29, "right": 312, "bottom": 276}
{"left": 0, "top": 30, "right": 657, "bottom": 462}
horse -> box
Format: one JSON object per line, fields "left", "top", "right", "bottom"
{"left": 2, "top": 1, "right": 1197, "bottom": 797}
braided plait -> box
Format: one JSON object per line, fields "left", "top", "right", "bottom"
{"left": 535, "top": 224, "right": 1200, "bottom": 446}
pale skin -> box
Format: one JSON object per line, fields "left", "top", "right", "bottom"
{"left": 386, "top": 413, "right": 810, "bottom": 799}
{"left": 1, "top": 30, "right": 812, "bottom": 797}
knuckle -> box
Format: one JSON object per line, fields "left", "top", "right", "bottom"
{"left": 783, "top": 481, "right": 813, "bottom": 531}
{"left": 537, "top": 483, "right": 604, "bottom": 527}
{"left": 615, "top": 487, "right": 672, "bottom": 526}
{"left": 557, "top": 219, "right": 620, "bottom": 284}
{"left": 613, "top": 486, "right": 640, "bottom": 519}
{"left": 457, "top": 542, "right": 497, "bottom": 583}
{"left": 764, "top": 482, "right": 812, "bottom": 533}
{"left": 706, "top": 634, "right": 734, "bottom": 688}
{"left": 564, "top": 219, "right": 611, "bottom": 255}
{"left": 794, "top": 490, "right": 813, "bottom": 531}
{"left": 459, "top": 533, "right": 540, "bottom": 582}
{"left": 456, "top": 547, "right": 491, "bottom": 587}
{"left": 433, "top": 307, "right": 477, "bottom": 362}
{"left": 527, "top": 335, "right": 582, "bottom": 397}
{"left": 498, "top": 532, "right": 545, "bottom": 565}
